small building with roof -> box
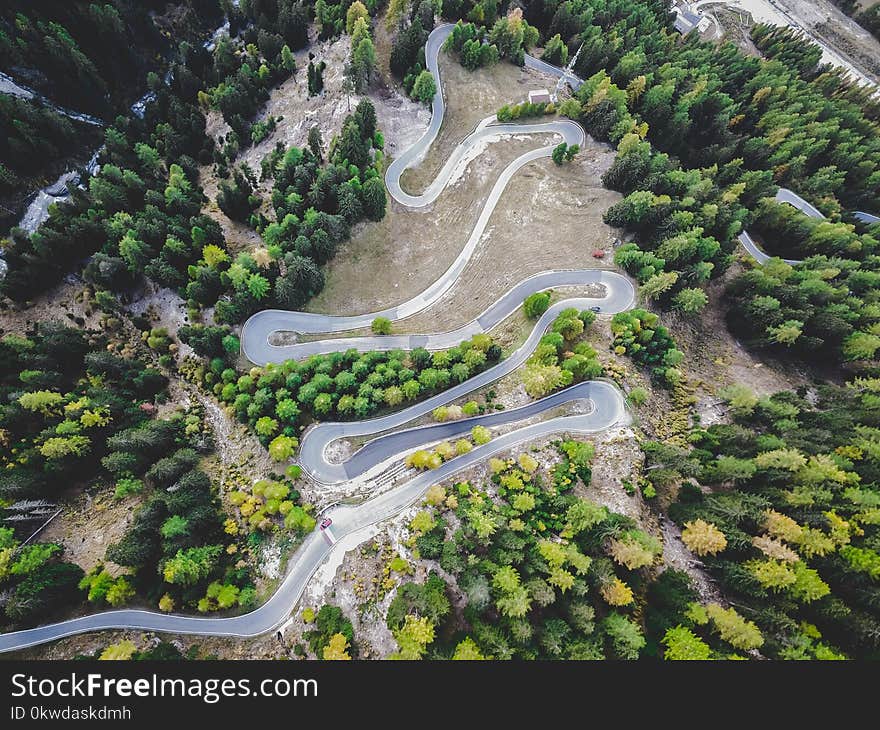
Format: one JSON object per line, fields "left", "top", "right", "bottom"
{"left": 528, "top": 89, "right": 551, "bottom": 104}
{"left": 673, "top": 7, "right": 710, "bottom": 34}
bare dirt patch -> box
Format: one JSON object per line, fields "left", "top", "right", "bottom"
{"left": 374, "top": 89, "right": 433, "bottom": 166}
{"left": 309, "top": 138, "right": 620, "bottom": 336}
{"left": 586, "top": 425, "right": 646, "bottom": 521}
{"left": 306, "top": 41, "right": 622, "bottom": 324}
{"left": 198, "top": 394, "right": 281, "bottom": 481}
{"left": 295, "top": 526, "right": 398, "bottom": 658}
{"left": 194, "top": 391, "right": 329, "bottom": 589}
{"left": 194, "top": 28, "right": 621, "bottom": 333}
{"left": 0, "top": 275, "right": 104, "bottom": 336}
{"left": 127, "top": 282, "right": 192, "bottom": 343}
{"left": 306, "top": 133, "right": 556, "bottom": 316}
{"left": 781, "top": 0, "right": 880, "bottom": 81}
{"left": 816, "top": 15, "right": 880, "bottom": 80}
{"left": 399, "top": 52, "right": 555, "bottom": 191}
{"left": 197, "top": 30, "right": 432, "bottom": 254}
{"left": 39, "top": 487, "right": 133, "bottom": 575}
{"left": 9, "top": 629, "right": 288, "bottom": 661}
{"left": 323, "top": 436, "right": 355, "bottom": 465}
{"left": 394, "top": 151, "right": 621, "bottom": 334}
{"left": 711, "top": 5, "right": 764, "bottom": 55}
{"left": 660, "top": 265, "right": 819, "bottom": 429}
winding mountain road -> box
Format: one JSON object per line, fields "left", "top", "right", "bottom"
{"left": 0, "top": 23, "right": 633, "bottom": 654}
{"left": 242, "top": 25, "right": 876, "bottom": 360}
{"left": 242, "top": 24, "right": 587, "bottom": 363}
{"left": 0, "top": 380, "right": 627, "bottom": 653}
{"left": 298, "top": 298, "right": 632, "bottom": 484}
{"left": 244, "top": 269, "right": 632, "bottom": 363}
{"left": 302, "top": 380, "right": 602, "bottom": 484}
{"left": 737, "top": 188, "right": 880, "bottom": 265}
{"left": 737, "top": 189, "right": 812, "bottom": 265}
{"left": 5, "top": 19, "right": 877, "bottom": 655}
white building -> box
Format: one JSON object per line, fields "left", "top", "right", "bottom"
{"left": 673, "top": 7, "right": 709, "bottom": 34}
{"left": 528, "top": 89, "right": 551, "bottom": 104}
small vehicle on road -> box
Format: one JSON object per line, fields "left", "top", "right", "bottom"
{"left": 589, "top": 306, "right": 601, "bottom": 312}
{"left": 320, "top": 517, "right": 332, "bottom": 530}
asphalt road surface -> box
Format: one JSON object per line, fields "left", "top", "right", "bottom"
{"left": 243, "top": 269, "right": 633, "bottom": 363}
{"left": 298, "top": 297, "right": 632, "bottom": 483}
{"left": 0, "top": 379, "right": 627, "bottom": 653}
{"left": 0, "top": 24, "right": 635, "bottom": 654}
{"left": 738, "top": 188, "right": 879, "bottom": 264}
{"left": 241, "top": 24, "right": 589, "bottom": 365}
{"left": 7, "top": 17, "right": 874, "bottom": 655}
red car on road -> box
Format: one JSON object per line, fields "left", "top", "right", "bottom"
{"left": 320, "top": 517, "right": 332, "bottom": 530}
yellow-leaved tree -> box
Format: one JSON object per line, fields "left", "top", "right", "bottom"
{"left": 452, "top": 637, "right": 487, "bottom": 660}
{"left": 323, "top": 633, "right": 352, "bottom": 661}
{"left": 601, "top": 577, "right": 635, "bottom": 606}
{"left": 99, "top": 640, "right": 137, "bottom": 660}
{"left": 681, "top": 519, "right": 728, "bottom": 556}
{"left": 390, "top": 615, "right": 435, "bottom": 660}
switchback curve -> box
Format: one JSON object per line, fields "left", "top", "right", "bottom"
{"left": 297, "top": 296, "right": 630, "bottom": 484}
{"left": 244, "top": 269, "right": 633, "bottom": 364}
{"left": 0, "top": 22, "right": 632, "bottom": 654}
{"left": 241, "top": 23, "right": 587, "bottom": 364}
{"left": 0, "top": 380, "right": 627, "bottom": 653}
{"left": 737, "top": 188, "right": 880, "bottom": 265}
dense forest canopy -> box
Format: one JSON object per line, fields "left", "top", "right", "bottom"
{"left": 0, "top": 1, "right": 220, "bottom": 117}
{"left": 500, "top": 0, "right": 880, "bottom": 367}
{"left": 641, "top": 378, "right": 880, "bottom": 659}
{"left": 0, "top": 0, "right": 368, "bottom": 631}
{"left": 4, "top": 0, "right": 880, "bottom": 663}
{"left": 0, "top": 0, "right": 387, "bottom": 331}
{"left": 0, "top": 1, "right": 226, "bottom": 228}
